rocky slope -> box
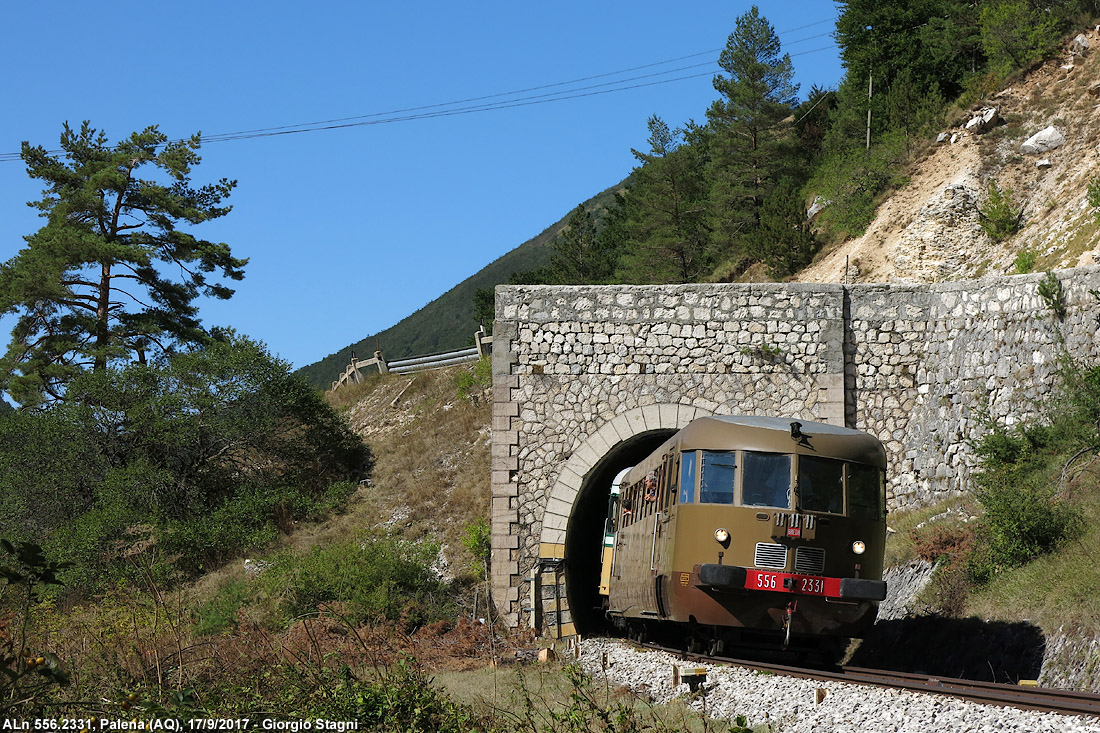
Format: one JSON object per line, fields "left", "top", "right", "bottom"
{"left": 802, "top": 29, "right": 1100, "bottom": 285}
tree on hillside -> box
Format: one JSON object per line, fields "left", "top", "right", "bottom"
{"left": 706, "top": 6, "right": 799, "bottom": 258}
{"left": 505, "top": 205, "right": 619, "bottom": 286}
{"left": 747, "top": 178, "right": 818, "bottom": 278}
{"left": 544, "top": 205, "right": 618, "bottom": 284}
{"left": 980, "top": 0, "right": 1061, "bottom": 75}
{"left": 0, "top": 122, "right": 245, "bottom": 406}
{"left": 836, "top": 1, "right": 970, "bottom": 105}
{"left": 616, "top": 117, "right": 712, "bottom": 283}
{"left": 0, "top": 334, "right": 372, "bottom": 583}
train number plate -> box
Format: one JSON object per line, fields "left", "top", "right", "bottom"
{"left": 746, "top": 570, "right": 841, "bottom": 597}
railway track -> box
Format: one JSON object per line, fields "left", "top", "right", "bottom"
{"left": 631, "top": 640, "right": 1100, "bottom": 718}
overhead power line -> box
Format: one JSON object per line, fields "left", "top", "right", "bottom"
{"left": 0, "top": 18, "right": 838, "bottom": 162}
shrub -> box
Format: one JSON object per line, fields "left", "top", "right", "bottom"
{"left": 969, "top": 417, "right": 1082, "bottom": 584}
{"left": 969, "top": 477, "right": 1080, "bottom": 583}
{"left": 461, "top": 517, "right": 491, "bottom": 576}
{"left": 0, "top": 337, "right": 372, "bottom": 592}
{"left": 193, "top": 578, "right": 250, "bottom": 636}
{"left": 261, "top": 533, "right": 456, "bottom": 629}
{"left": 1037, "top": 270, "right": 1067, "bottom": 320}
{"left": 978, "top": 181, "right": 1022, "bottom": 241}
{"left": 455, "top": 357, "right": 492, "bottom": 401}
{"left": 1013, "top": 249, "right": 1037, "bottom": 274}
{"left": 1088, "top": 176, "right": 1100, "bottom": 223}
{"left": 0, "top": 541, "right": 72, "bottom": 717}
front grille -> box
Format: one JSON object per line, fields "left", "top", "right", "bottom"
{"left": 754, "top": 543, "right": 787, "bottom": 569}
{"left": 794, "top": 546, "right": 826, "bottom": 574}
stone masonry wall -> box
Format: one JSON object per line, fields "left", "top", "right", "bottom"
{"left": 490, "top": 267, "right": 1100, "bottom": 632}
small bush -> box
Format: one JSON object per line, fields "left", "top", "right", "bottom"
{"left": 460, "top": 517, "right": 491, "bottom": 576}
{"left": 261, "top": 533, "right": 456, "bottom": 629}
{"left": 978, "top": 181, "right": 1022, "bottom": 241}
{"left": 455, "top": 357, "right": 492, "bottom": 401}
{"left": 193, "top": 578, "right": 250, "bottom": 636}
{"left": 1088, "top": 176, "right": 1100, "bottom": 223}
{"left": 969, "top": 478, "right": 1080, "bottom": 583}
{"left": 1013, "top": 249, "right": 1037, "bottom": 274}
{"left": 1038, "top": 270, "right": 1067, "bottom": 320}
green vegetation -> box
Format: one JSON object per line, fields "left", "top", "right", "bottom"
{"left": 968, "top": 418, "right": 1084, "bottom": 583}
{"left": 261, "top": 533, "right": 456, "bottom": 629}
{"left": 0, "top": 336, "right": 370, "bottom": 592}
{"left": 1088, "top": 174, "right": 1100, "bottom": 221}
{"left": 1014, "top": 248, "right": 1037, "bottom": 274}
{"left": 978, "top": 181, "right": 1023, "bottom": 242}
{"left": 1038, "top": 270, "right": 1068, "bottom": 320}
{"left": 0, "top": 122, "right": 245, "bottom": 407}
{"left": 298, "top": 1, "right": 1096, "bottom": 390}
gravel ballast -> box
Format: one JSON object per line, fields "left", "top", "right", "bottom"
{"left": 578, "top": 638, "right": 1100, "bottom": 732}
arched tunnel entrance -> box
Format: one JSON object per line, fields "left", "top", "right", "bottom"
{"left": 563, "top": 428, "right": 676, "bottom": 636}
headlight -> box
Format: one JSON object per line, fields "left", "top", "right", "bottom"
{"left": 851, "top": 540, "right": 866, "bottom": 555}
{"left": 714, "top": 528, "right": 730, "bottom": 544}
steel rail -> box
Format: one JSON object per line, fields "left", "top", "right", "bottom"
{"left": 629, "top": 639, "right": 1100, "bottom": 718}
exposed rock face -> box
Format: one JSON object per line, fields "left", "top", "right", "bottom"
{"left": 1041, "top": 629, "right": 1100, "bottom": 691}
{"left": 1073, "top": 33, "right": 1091, "bottom": 53}
{"left": 890, "top": 182, "right": 990, "bottom": 283}
{"left": 1021, "top": 125, "right": 1067, "bottom": 154}
{"left": 965, "top": 107, "right": 1002, "bottom": 134}
{"left": 806, "top": 195, "right": 829, "bottom": 220}
{"left": 877, "top": 560, "right": 936, "bottom": 620}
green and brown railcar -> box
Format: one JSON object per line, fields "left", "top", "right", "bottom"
{"left": 600, "top": 415, "right": 888, "bottom": 653}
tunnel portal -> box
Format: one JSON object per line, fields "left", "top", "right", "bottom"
{"left": 562, "top": 428, "right": 675, "bottom": 636}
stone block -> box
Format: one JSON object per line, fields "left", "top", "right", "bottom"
{"left": 641, "top": 403, "right": 663, "bottom": 430}
{"left": 541, "top": 527, "right": 566, "bottom": 545}
{"left": 493, "top": 401, "right": 519, "bottom": 417}
{"left": 491, "top": 480, "right": 518, "bottom": 498}
{"left": 542, "top": 511, "right": 568, "bottom": 531}
{"left": 491, "top": 455, "right": 519, "bottom": 471}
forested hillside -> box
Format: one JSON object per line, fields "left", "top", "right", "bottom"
{"left": 302, "top": 1, "right": 1100, "bottom": 389}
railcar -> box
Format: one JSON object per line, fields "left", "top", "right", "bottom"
{"left": 598, "top": 415, "right": 888, "bottom": 655}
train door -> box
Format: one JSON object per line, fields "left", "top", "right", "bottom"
{"left": 648, "top": 453, "right": 676, "bottom": 616}
{"left": 598, "top": 470, "right": 629, "bottom": 598}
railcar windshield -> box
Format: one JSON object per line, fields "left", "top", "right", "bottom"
{"left": 679, "top": 451, "right": 697, "bottom": 504}
{"left": 848, "top": 462, "right": 885, "bottom": 518}
{"left": 798, "top": 455, "right": 844, "bottom": 514}
{"left": 699, "top": 451, "right": 736, "bottom": 504}
{"left": 742, "top": 451, "right": 791, "bottom": 508}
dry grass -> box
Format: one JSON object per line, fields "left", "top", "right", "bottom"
{"left": 883, "top": 496, "right": 976, "bottom": 568}
{"left": 330, "top": 364, "right": 491, "bottom": 572}
{"left": 434, "top": 661, "right": 734, "bottom": 733}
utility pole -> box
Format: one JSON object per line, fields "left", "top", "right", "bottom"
{"left": 866, "top": 67, "right": 873, "bottom": 151}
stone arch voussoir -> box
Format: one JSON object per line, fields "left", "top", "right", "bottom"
{"left": 538, "top": 402, "right": 715, "bottom": 554}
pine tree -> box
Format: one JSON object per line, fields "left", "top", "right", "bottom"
{"left": 0, "top": 122, "right": 245, "bottom": 405}
{"left": 544, "top": 205, "right": 618, "bottom": 284}
{"left": 747, "top": 178, "right": 818, "bottom": 278}
{"left": 615, "top": 117, "right": 712, "bottom": 283}
{"left": 706, "top": 6, "right": 799, "bottom": 259}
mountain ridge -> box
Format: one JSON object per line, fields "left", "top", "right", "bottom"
{"left": 296, "top": 178, "right": 627, "bottom": 388}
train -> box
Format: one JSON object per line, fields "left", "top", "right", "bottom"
{"left": 598, "top": 415, "right": 888, "bottom": 658}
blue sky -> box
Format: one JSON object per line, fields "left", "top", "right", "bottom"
{"left": 0, "top": 1, "right": 846, "bottom": 372}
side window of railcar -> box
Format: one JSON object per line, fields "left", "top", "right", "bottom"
{"left": 742, "top": 452, "right": 791, "bottom": 509}
{"left": 699, "top": 451, "right": 736, "bottom": 504}
{"left": 848, "top": 463, "right": 885, "bottom": 518}
{"left": 679, "top": 451, "right": 697, "bottom": 504}
{"left": 798, "top": 455, "right": 844, "bottom": 514}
